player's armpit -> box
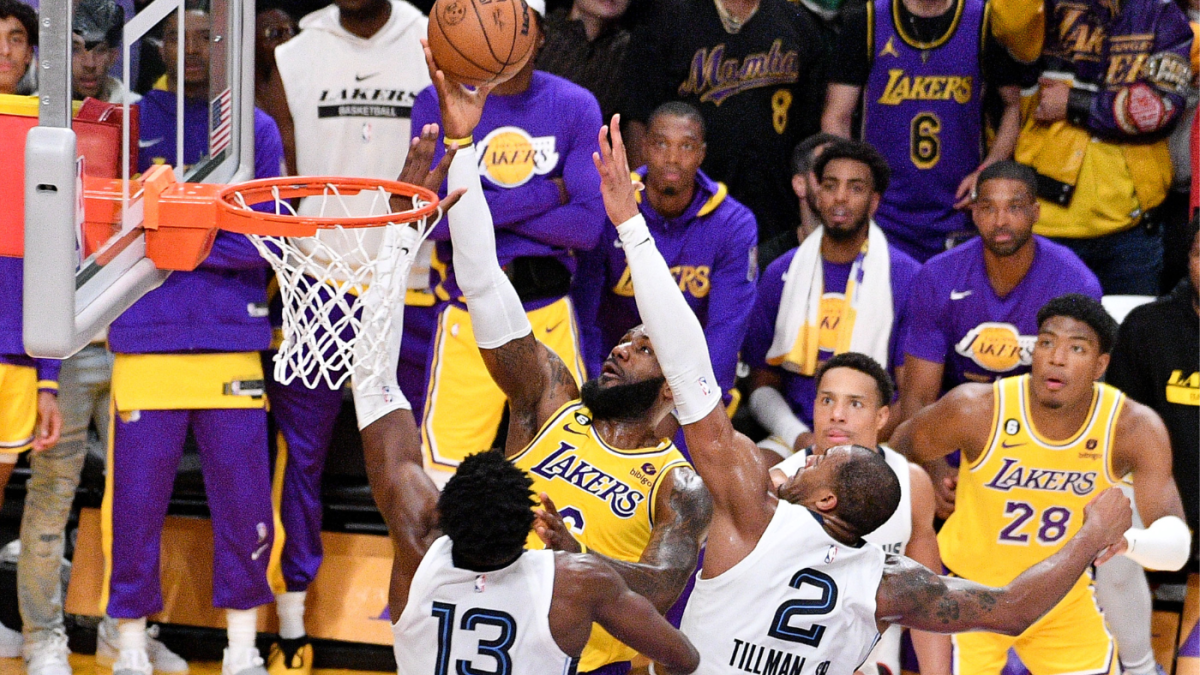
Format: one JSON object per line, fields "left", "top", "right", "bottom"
{"left": 481, "top": 335, "right": 581, "bottom": 455}
{"left": 595, "top": 466, "right": 712, "bottom": 613}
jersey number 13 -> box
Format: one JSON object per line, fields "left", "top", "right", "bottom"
{"left": 432, "top": 602, "right": 517, "bottom": 675}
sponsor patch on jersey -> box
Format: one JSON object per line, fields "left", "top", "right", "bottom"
{"left": 954, "top": 322, "right": 1034, "bottom": 373}
{"left": 476, "top": 126, "right": 559, "bottom": 188}
{"left": 983, "top": 457, "right": 1098, "bottom": 496}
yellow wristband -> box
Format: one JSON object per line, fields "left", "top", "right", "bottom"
{"left": 443, "top": 134, "right": 473, "bottom": 147}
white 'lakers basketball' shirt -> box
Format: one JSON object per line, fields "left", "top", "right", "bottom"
{"left": 775, "top": 447, "right": 911, "bottom": 675}
{"left": 394, "top": 536, "right": 576, "bottom": 675}
{"left": 681, "top": 500, "right": 886, "bottom": 675}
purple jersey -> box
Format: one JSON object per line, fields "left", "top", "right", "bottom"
{"left": 572, "top": 168, "right": 758, "bottom": 394}
{"left": 744, "top": 243, "right": 919, "bottom": 427}
{"left": 410, "top": 72, "right": 605, "bottom": 309}
{"left": 903, "top": 236, "right": 1103, "bottom": 390}
{"left": 864, "top": 0, "right": 985, "bottom": 262}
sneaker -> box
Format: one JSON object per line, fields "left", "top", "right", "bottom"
{"left": 23, "top": 633, "right": 72, "bottom": 675}
{"left": 222, "top": 647, "right": 268, "bottom": 675}
{"left": 0, "top": 619, "right": 23, "bottom": 658}
{"left": 266, "top": 639, "right": 311, "bottom": 675}
{"left": 113, "top": 649, "right": 153, "bottom": 675}
{"left": 96, "top": 620, "right": 189, "bottom": 675}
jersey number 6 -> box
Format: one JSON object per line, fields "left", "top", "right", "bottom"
{"left": 767, "top": 568, "right": 839, "bottom": 647}
{"left": 432, "top": 602, "right": 517, "bottom": 675}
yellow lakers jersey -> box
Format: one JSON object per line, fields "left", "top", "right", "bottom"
{"left": 512, "top": 401, "right": 691, "bottom": 671}
{"left": 939, "top": 375, "right": 1124, "bottom": 601}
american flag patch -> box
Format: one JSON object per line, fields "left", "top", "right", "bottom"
{"left": 209, "top": 88, "right": 232, "bottom": 154}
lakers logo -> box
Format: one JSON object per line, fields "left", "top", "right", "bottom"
{"left": 476, "top": 126, "right": 559, "bottom": 188}
{"left": 612, "top": 265, "right": 711, "bottom": 299}
{"left": 818, "top": 293, "right": 847, "bottom": 352}
{"left": 954, "top": 322, "right": 1034, "bottom": 373}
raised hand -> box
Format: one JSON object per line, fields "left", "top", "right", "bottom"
{"left": 421, "top": 39, "right": 493, "bottom": 141}
{"left": 591, "top": 114, "right": 642, "bottom": 226}
{"left": 392, "top": 123, "right": 466, "bottom": 214}
{"left": 1080, "top": 488, "right": 1133, "bottom": 565}
{"left": 533, "top": 492, "right": 583, "bottom": 553}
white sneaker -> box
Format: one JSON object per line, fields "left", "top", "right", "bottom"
{"left": 96, "top": 620, "right": 189, "bottom": 675}
{"left": 0, "top": 619, "right": 23, "bottom": 658}
{"left": 22, "top": 633, "right": 72, "bottom": 675}
{"left": 112, "top": 649, "right": 152, "bottom": 675}
{"left": 222, "top": 647, "right": 268, "bottom": 675}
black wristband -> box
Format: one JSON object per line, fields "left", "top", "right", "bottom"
{"left": 1066, "top": 87, "right": 1095, "bottom": 128}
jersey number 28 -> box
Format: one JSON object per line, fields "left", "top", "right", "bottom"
{"left": 768, "top": 568, "right": 839, "bottom": 648}
{"left": 432, "top": 602, "right": 516, "bottom": 675}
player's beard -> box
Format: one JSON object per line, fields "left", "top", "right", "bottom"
{"left": 580, "top": 375, "right": 667, "bottom": 422}
{"left": 824, "top": 213, "right": 869, "bottom": 242}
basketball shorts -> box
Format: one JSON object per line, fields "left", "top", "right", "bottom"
{"left": 0, "top": 363, "right": 39, "bottom": 459}
{"left": 421, "top": 296, "right": 585, "bottom": 473}
{"left": 952, "top": 583, "right": 1117, "bottom": 675}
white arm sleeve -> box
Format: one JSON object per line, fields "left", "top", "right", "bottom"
{"left": 616, "top": 213, "right": 721, "bottom": 424}
{"left": 748, "top": 387, "right": 810, "bottom": 450}
{"left": 1122, "top": 515, "right": 1191, "bottom": 571}
{"left": 446, "top": 146, "right": 531, "bottom": 349}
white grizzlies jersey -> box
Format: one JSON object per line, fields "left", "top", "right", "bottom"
{"left": 774, "top": 447, "right": 912, "bottom": 555}
{"left": 680, "top": 500, "right": 886, "bottom": 675}
{"left": 275, "top": 0, "right": 430, "bottom": 218}
{"left": 394, "top": 536, "right": 577, "bottom": 675}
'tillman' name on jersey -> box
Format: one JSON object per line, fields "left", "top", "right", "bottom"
{"left": 317, "top": 87, "right": 417, "bottom": 119}
{"left": 529, "top": 441, "right": 646, "bottom": 518}
{"left": 729, "top": 639, "right": 832, "bottom": 675}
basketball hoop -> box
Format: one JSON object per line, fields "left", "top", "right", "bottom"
{"left": 111, "top": 166, "right": 443, "bottom": 390}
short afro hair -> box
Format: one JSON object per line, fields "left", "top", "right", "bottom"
{"left": 648, "top": 101, "right": 706, "bottom": 140}
{"left": 813, "top": 139, "right": 891, "bottom": 195}
{"left": 438, "top": 450, "right": 536, "bottom": 568}
{"left": 0, "top": 0, "right": 37, "bottom": 47}
{"left": 834, "top": 445, "right": 901, "bottom": 538}
{"left": 815, "top": 352, "right": 895, "bottom": 407}
{"left": 1036, "top": 294, "right": 1119, "bottom": 354}
{"left": 791, "top": 132, "right": 840, "bottom": 176}
{"left": 977, "top": 161, "right": 1037, "bottom": 201}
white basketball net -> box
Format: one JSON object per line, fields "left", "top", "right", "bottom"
{"left": 229, "top": 183, "right": 440, "bottom": 390}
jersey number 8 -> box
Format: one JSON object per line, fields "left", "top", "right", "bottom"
{"left": 432, "top": 602, "right": 517, "bottom": 675}
{"left": 767, "top": 568, "right": 839, "bottom": 647}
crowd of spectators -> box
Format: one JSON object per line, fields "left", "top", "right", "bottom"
{"left": 0, "top": 0, "right": 1195, "bottom": 673}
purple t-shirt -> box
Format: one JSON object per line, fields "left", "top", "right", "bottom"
{"left": 744, "top": 242, "right": 919, "bottom": 427}
{"left": 903, "top": 235, "right": 1103, "bottom": 390}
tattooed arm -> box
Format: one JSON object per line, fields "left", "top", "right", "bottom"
{"left": 535, "top": 466, "right": 712, "bottom": 613}
{"left": 875, "top": 488, "right": 1132, "bottom": 636}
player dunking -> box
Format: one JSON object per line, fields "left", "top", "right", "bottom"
{"left": 893, "top": 294, "right": 1190, "bottom": 675}
{"left": 344, "top": 127, "right": 699, "bottom": 675}
{"left": 571, "top": 116, "right": 1136, "bottom": 675}
{"left": 421, "top": 43, "right": 710, "bottom": 675}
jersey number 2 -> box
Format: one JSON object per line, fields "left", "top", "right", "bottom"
{"left": 432, "top": 602, "right": 517, "bottom": 675}
{"left": 767, "top": 568, "right": 839, "bottom": 647}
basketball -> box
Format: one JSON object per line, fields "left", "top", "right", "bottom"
{"left": 427, "top": 0, "right": 536, "bottom": 87}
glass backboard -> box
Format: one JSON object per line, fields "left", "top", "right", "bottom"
{"left": 21, "top": 0, "right": 254, "bottom": 358}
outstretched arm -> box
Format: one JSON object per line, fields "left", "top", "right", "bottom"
{"left": 593, "top": 116, "right": 776, "bottom": 571}
{"left": 423, "top": 43, "right": 581, "bottom": 454}
{"left": 876, "top": 487, "right": 1132, "bottom": 636}
{"left": 536, "top": 466, "right": 712, "bottom": 612}
{"left": 352, "top": 126, "right": 456, "bottom": 620}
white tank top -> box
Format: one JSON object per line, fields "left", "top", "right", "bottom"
{"left": 394, "top": 537, "right": 577, "bottom": 675}
{"left": 773, "top": 448, "right": 911, "bottom": 675}
{"left": 680, "top": 500, "right": 885, "bottom": 675}
{"left": 774, "top": 446, "right": 912, "bottom": 555}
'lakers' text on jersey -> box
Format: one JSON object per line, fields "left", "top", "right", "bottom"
{"left": 939, "top": 375, "right": 1124, "bottom": 601}
{"left": 512, "top": 402, "right": 690, "bottom": 671}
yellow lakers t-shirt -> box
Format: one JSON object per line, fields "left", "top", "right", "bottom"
{"left": 512, "top": 401, "right": 690, "bottom": 672}
{"left": 939, "top": 375, "right": 1124, "bottom": 603}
